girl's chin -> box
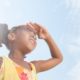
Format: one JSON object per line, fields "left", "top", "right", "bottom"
{"left": 27, "top": 46, "right": 36, "bottom": 52}
{"left": 30, "top": 46, "right": 36, "bottom": 51}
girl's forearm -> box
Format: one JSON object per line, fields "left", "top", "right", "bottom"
{"left": 45, "top": 34, "right": 63, "bottom": 60}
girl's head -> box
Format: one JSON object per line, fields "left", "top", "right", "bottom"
{"left": 0, "top": 24, "right": 37, "bottom": 54}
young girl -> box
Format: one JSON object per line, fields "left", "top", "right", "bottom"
{"left": 0, "top": 22, "right": 63, "bottom": 80}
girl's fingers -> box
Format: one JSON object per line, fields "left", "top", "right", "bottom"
{"left": 26, "top": 23, "right": 37, "bottom": 33}
{"left": 38, "top": 28, "right": 43, "bottom": 39}
{"left": 34, "top": 23, "right": 41, "bottom": 30}
{"left": 27, "top": 23, "right": 35, "bottom": 30}
{"left": 29, "top": 22, "right": 41, "bottom": 35}
{"left": 27, "top": 22, "right": 39, "bottom": 32}
{"left": 34, "top": 23, "right": 47, "bottom": 32}
{"left": 30, "top": 22, "right": 38, "bottom": 31}
{"left": 31, "top": 23, "right": 40, "bottom": 32}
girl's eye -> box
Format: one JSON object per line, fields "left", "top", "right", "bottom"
{"left": 32, "top": 35, "right": 37, "bottom": 40}
{"left": 33, "top": 36, "right": 36, "bottom": 40}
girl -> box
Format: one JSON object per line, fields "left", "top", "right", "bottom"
{"left": 0, "top": 22, "right": 63, "bottom": 80}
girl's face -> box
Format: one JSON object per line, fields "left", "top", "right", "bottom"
{"left": 13, "top": 27, "right": 37, "bottom": 53}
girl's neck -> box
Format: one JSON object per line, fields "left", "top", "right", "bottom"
{"left": 9, "top": 49, "right": 25, "bottom": 61}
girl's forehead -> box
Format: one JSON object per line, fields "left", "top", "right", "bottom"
{"left": 11, "top": 25, "right": 36, "bottom": 33}
{"left": 11, "top": 25, "right": 37, "bottom": 34}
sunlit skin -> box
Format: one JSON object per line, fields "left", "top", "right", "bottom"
{"left": 0, "top": 22, "right": 63, "bottom": 73}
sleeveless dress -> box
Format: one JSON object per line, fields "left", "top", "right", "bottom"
{"left": 0, "top": 56, "right": 38, "bottom": 80}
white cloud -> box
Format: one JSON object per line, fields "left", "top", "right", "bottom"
{"left": 4, "top": 0, "right": 11, "bottom": 7}
{"left": 65, "top": 0, "right": 80, "bottom": 9}
{"left": 65, "top": 0, "right": 80, "bottom": 16}
{"left": 67, "top": 37, "right": 80, "bottom": 53}
{"left": 67, "top": 44, "right": 80, "bottom": 54}
{"left": 66, "top": 37, "right": 80, "bottom": 80}
{"left": 0, "top": 0, "right": 11, "bottom": 8}
{"left": 68, "top": 62, "right": 80, "bottom": 80}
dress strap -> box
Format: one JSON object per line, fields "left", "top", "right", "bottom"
{"left": 29, "top": 63, "right": 38, "bottom": 80}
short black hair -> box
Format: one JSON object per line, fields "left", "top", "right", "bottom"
{"left": 0, "top": 24, "right": 9, "bottom": 47}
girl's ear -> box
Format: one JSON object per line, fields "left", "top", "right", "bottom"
{"left": 8, "top": 33, "right": 16, "bottom": 41}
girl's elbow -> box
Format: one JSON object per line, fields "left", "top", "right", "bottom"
{"left": 58, "top": 55, "right": 63, "bottom": 63}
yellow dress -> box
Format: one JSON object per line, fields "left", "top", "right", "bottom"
{"left": 0, "top": 56, "right": 38, "bottom": 80}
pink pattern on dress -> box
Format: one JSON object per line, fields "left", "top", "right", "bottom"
{"left": 19, "top": 72, "right": 28, "bottom": 80}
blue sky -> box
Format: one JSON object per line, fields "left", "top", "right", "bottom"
{"left": 0, "top": 0, "right": 80, "bottom": 80}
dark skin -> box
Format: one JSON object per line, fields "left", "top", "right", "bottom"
{"left": 0, "top": 22, "right": 63, "bottom": 73}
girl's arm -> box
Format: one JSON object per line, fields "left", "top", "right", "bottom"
{"left": 28, "top": 23, "right": 63, "bottom": 73}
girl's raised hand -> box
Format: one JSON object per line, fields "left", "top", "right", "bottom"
{"left": 27, "top": 22, "right": 50, "bottom": 40}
